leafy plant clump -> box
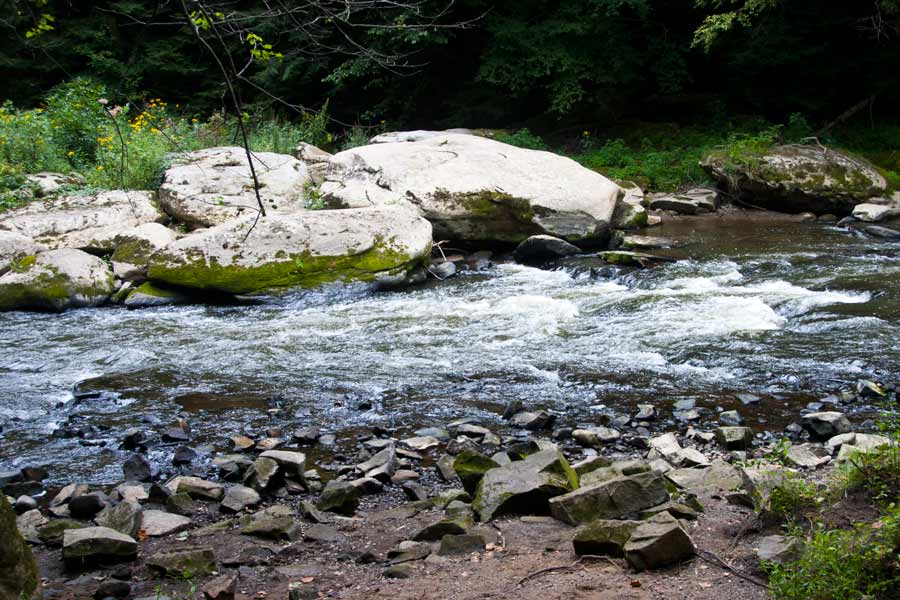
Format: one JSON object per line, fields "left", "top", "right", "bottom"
{"left": 0, "top": 78, "right": 339, "bottom": 210}
{"left": 767, "top": 505, "right": 900, "bottom": 600}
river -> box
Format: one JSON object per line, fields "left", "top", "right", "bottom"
{"left": 1, "top": 216, "right": 898, "bottom": 484}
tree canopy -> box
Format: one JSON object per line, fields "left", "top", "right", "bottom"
{"left": 2, "top": 0, "right": 899, "bottom": 129}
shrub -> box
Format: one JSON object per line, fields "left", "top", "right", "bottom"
{"left": 767, "top": 505, "right": 900, "bottom": 600}
{"left": 495, "top": 128, "right": 547, "bottom": 150}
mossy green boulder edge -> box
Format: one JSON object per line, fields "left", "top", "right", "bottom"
{"left": 147, "top": 204, "right": 432, "bottom": 295}
{"left": 0, "top": 493, "right": 39, "bottom": 600}
{"left": 319, "top": 133, "right": 621, "bottom": 245}
{"left": 0, "top": 248, "right": 115, "bottom": 311}
{"left": 472, "top": 449, "right": 579, "bottom": 522}
{"left": 702, "top": 144, "right": 887, "bottom": 215}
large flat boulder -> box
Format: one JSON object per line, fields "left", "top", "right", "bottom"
{"left": 0, "top": 248, "right": 115, "bottom": 311}
{"left": 549, "top": 472, "right": 669, "bottom": 525}
{"left": 158, "top": 147, "right": 311, "bottom": 228}
{"left": 701, "top": 144, "right": 886, "bottom": 215}
{"left": 62, "top": 526, "right": 138, "bottom": 562}
{"left": 472, "top": 449, "right": 578, "bottom": 522}
{"left": 0, "top": 191, "right": 163, "bottom": 251}
{"left": 147, "top": 204, "right": 432, "bottom": 294}
{"left": 320, "top": 133, "right": 621, "bottom": 244}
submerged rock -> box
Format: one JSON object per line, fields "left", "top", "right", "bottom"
{"left": 320, "top": 132, "right": 620, "bottom": 245}
{"left": 0, "top": 249, "right": 114, "bottom": 311}
{"left": 147, "top": 204, "right": 432, "bottom": 295}
{"left": 701, "top": 144, "right": 886, "bottom": 215}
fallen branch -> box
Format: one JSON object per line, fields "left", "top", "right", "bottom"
{"left": 517, "top": 554, "right": 621, "bottom": 586}
{"left": 695, "top": 548, "right": 767, "bottom": 588}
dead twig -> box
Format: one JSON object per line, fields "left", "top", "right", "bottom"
{"left": 695, "top": 548, "right": 767, "bottom": 588}
{"left": 517, "top": 554, "right": 621, "bottom": 586}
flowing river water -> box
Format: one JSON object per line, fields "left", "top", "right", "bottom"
{"left": 1, "top": 216, "right": 899, "bottom": 484}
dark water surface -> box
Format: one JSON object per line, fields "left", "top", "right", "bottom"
{"left": 1, "top": 218, "right": 898, "bottom": 484}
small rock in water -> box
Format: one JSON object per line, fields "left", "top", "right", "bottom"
{"left": 513, "top": 235, "right": 581, "bottom": 263}
{"left": 173, "top": 446, "right": 197, "bottom": 465}
{"left": 429, "top": 260, "right": 457, "bottom": 279}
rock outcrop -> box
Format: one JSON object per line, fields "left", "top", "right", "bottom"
{"left": 320, "top": 133, "right": 621, "bottom": 245}
{"left": 147, "top": 204, "right": 432, "bottom": 294}
{"left": 702, "top": 144, "right": 886, "bottom": 215}
{"left": 158, "top": 147, "right": 312, "bottom": 228}
{"left": 0, "top": 190, "right": 163, "bottom": 251}
{"left": 0, "top": 249, "right": 115, "bottom": 311}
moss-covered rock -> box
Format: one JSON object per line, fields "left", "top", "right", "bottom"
{"left": 320, "top": 132, "right": 620, "bottom": 245}
{"left": 0, "top": 190, "right": 162, "bottom": 251}
{"left": 701, "top": 144, "right": 887, "bottom": 215}
{"left": 111, "top": 222, "right": 178, "bottom": 281}
{"left": 0, "top": 493, "right": 39, "bottom": 600}
{"left": 453, "top": 451, "right": 500, "bottom": 495}
{"left": 124, "top": 281, "right": 189, "bottom": 309}
{"left": 0, "top": 248, "right": 114, "bottom": 311}
{"left": 473, "top": 449, "right": 578, "bottom": 522}
{"left": 147, "top": 204, "right": 432, "bottom": 295}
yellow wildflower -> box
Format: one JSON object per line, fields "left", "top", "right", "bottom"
{"left": 96, "top": 165, "right": 103, "bottom": 171}
{"left": 67, "top": 151, "right": 75, "bottom": 156}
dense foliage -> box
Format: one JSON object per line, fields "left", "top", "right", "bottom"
{"left": 2, "top": 1, "right": 899, "bottom": 128}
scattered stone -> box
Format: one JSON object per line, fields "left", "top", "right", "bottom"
{"left": 438, "top": 533, "right": 486, "bottom": 556}
{"left": 387, "top": 541, "right": 432, "bottom": 564}
{"left": 141, "top": 510, "right": 192, "bottom": 537}
{"left": 172, "top": 446, "right": 197, "bottom": 465}
{"left": 634, "top": 405, "right": 656, "bottom": 420}
{"left": 719, "top": 410, "right": 743, "bottom": 426}
{"left": 715, "top": 426, "right": 754, "bottom": 450}
{"left": 69, "top": 493, "right": 108, "bottom": 520}
{"left": 550, "top": 472, "right": 668, "bottom": 525}
{"left": 292, "top": 427, "right": 321, "bottom": 445}
{"left": 665, "top": 460, "right": 743, "bottom": 492}
{"left": 166, "top": 476, "right": 224, "bottom": 501}
{"left": 623, "top": 512, "right": 695, "bottom": 571}
{"left": 736, "top": 393, "right": 761, "bottom": 405}
{"left": 382, "top": 564, "right": 414, "bottom": 579}
{"left": 801, "top": 412, "right": 852, "bottom": 440}
{"left": 402, "top": 481, "right": 428, "bottom": 502}
{"left": 93, "top": 580, "right": 131, "bottom": 599}
{"left": 757, "top": 534, "right": 802, "bottom": 565}
{"left": 221, "top": 485, "right": 261, "bottom": 513}
{"left": 785, "top": 443, "right": 831, "bottom": 469}
{"left": 572, "top": 519, "right": 641, "bottom": 556}
{"left": 62, "top": 527, "right": 138, "bottom": 562}
{"left": 146, "top": 546, "right": 217, "bottom": 578}
{"left": 513, "top": 235, "right": 581, "bottom": 263}
{"left": 453, "top": 451, "right": 500, "bottom": 495}
{"left": 412, "top": 515, "right": 472, "bottom": 541}
{"left": 241, "top": 505, "right": 300, "bottom": 541}
{"left": 474, "top": 450, "right": 578, "bottom": 522}
{"left": 304, "top": 523, "right": 346, "bottom": 544}
{"left": 402, "top": 436, "right": 441, "bottom": 451}
{"left": 203, "top": 572, "right": 238, "bottom": 600}
{"left": 13, "top": 495, "right": 37, "bottom": 514}
{"left": 647, "top": 188, "right": 717, "bottom": 215}
{"left": 317, "top": 480, "right": 361, "bottom": 516}
{"left": 95, "top": 500, "right": 143, "bottom": 538}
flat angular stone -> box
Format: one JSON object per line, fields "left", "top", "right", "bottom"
{"left": 549, "top": 472, "right": 668, "bottom": 525}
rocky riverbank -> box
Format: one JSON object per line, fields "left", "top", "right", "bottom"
{"left": 3, "top": 376, "right": 896, "bottom": 600}
{"left": 2, "top": 131, "right": 898, "bottom": 312}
